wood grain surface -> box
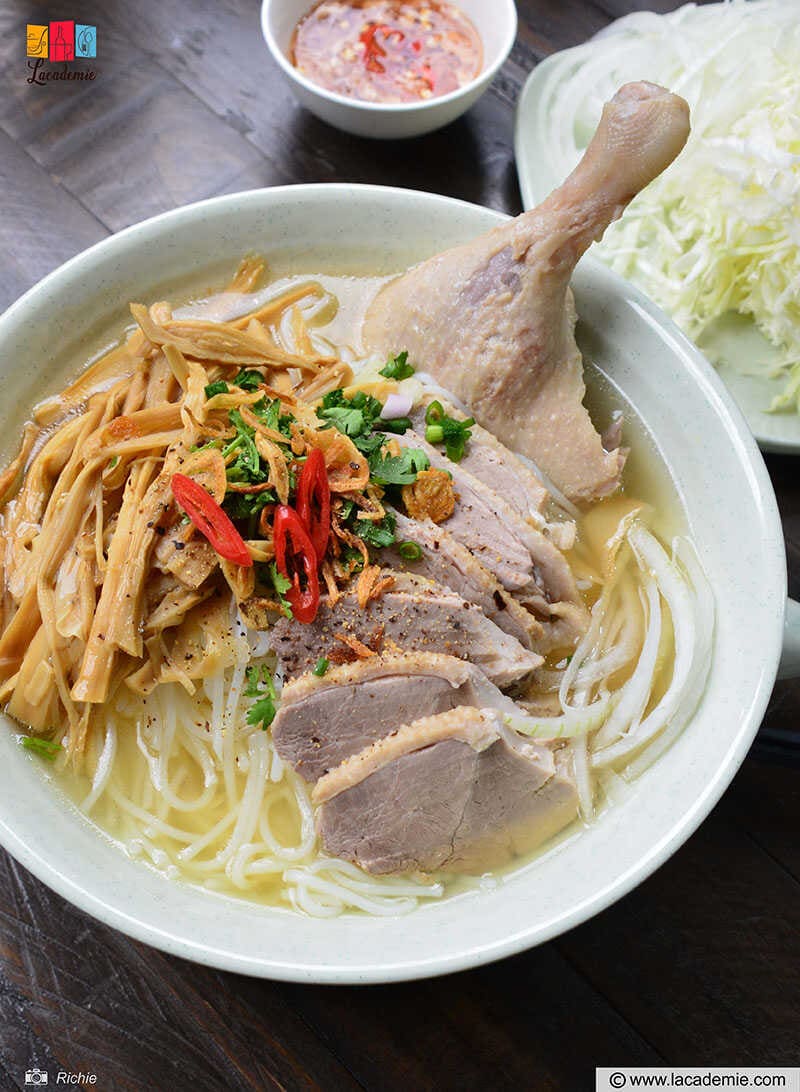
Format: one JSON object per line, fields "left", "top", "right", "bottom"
{"left": 0, "top": 1, "right": 797, "bottom": 1088}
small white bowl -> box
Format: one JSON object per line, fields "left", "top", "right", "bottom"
{"left": 261, "top": 0, "right": 518, "bottom": 139}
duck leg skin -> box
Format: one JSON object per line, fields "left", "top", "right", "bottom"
{"left": 363, "top": 82, "right": 690, "bottom": 503}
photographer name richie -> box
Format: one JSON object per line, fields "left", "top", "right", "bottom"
{"left": 25, "top": 1068, "right": 98, "bottom": 1085}
{"left": 26, "top": 59, "right": 97, "bottom": 84}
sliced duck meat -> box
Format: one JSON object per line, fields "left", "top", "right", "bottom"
{"left": 410, "top": 394, "right": 576, "bottom": 551}
{"left": 315, "top": 707, "right": 579, "bottom": 874}
{"left": 410, "top": 398, "right": 548, "bottom": 514}
{"left": 271, "top": 571, "right": 541, "bottom": 687}
{"left": 364, "top": 83, "right": 690, "bottom": 502}
{"left": 394, "top": 432, "right": 590, "bottom": 647}
{"left": 384, "top": 513, "right": 542, "bottom": 649}
{"left": 271, "top": 651, "right": 521, "bottom": 782}
{"left": 397, "top": 429, "right": 535, "bottom": 591}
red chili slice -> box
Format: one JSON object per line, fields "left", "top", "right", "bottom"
{"left": 273, "top": 505, "right": 320, "bottom": 624}
{"left": 378, "top": 25, "right": 404, "bottom": 44}
{"left": 171, "top": 473, "right": 252, "bottom": 568}
{"left": 295, "top": 447, "right": 330, "bottom": 559}
{"left": 360, "top": 25, "right": 386, "bottom": 73}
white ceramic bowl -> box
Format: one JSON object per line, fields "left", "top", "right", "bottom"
{"left": 0, "top": 185, "right": 797, "bottom": 983}
{"left": 260, "top": 0, "right": 518, "bottom": 138}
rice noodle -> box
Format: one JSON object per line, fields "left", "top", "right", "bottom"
{"left": 82, "top": 663, "right": 445, "bottom": 916}
{"left": 508, "top": 520, "right": 714, "bottom": 819}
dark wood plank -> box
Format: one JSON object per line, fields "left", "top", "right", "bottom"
{"left": 0, "top": 851, "right": 361, "bottom": 1091}
{"left": 720, "top": 759, "right": 800, "bottom": 884}
{"left": 516, "top": 0, "right": 611, "bottom": 55}
{"left": 2, "top": 7, "right": 272, "bottom": 232}
{"left": 279, "top": 946, "right": 661, "bottom": 1091}
{"left": 558, "top": 783, "right": 800, "bottom": 1065}
{"left": 0, "top": 129, "right": 108, "bottom": 310}
{"left": 595, "top": 0, "right": 716, "bottom": 17}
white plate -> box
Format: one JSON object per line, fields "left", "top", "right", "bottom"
{"left": 514, "top": 50, "right": 800, "bottom": 454}
{"left": 0, "top": 184, "right": 786, "bottom": 983}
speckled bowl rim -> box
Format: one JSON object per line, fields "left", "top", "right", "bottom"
{"left": 0, "top": 185, "right": 785, "bottom": 983}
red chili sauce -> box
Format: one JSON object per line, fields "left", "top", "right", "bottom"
{"left": 291, "top": 1, "right": 483, "bottom": 104}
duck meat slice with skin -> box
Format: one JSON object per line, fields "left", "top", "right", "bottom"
{"left": 408, "top": 394, "right": 576, "bottom": 550}
{"left": 397, "top": 429, "right": 538, "bottom": 591}
{"left": 394, "top": 432, "right": 590, "bottom": 650}
{"left": 364, "top": 82, "right": 690, "bottom": 503}
{"left": 383, "top": 512, "right": 543, "bottom": 649}
{"left": 271, "top": 651, "right": 524, "bottom": 783}
{"left": 314, "top": 707, "right": 579, "bottom": 875}
{"left": 271, "top": 570, "right": 542, "bottom": 687}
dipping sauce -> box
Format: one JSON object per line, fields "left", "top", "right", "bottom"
{"left": 291, "top": 1, "right": 483, "bottom": 104}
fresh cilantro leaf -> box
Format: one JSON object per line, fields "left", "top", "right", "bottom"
{"left": 222, "top": 490, "right": 275, "bottom": 520}
{"left": 318, "top": 390, "right": 383, "bottom": 438}
{"left": 354, "top": 510, "right": 397, "bottom": 549}
{"left": 224, "top": 409, "right": 263, "bottom": 481}
{"left": 352, "top": 431, "right": 386, "bottom": 457}
{"left": 270, "top": 564, "right": 292, "bottom": 596}
{"left": 368, "top": 447, "right": 430, "bottom": 486}
{"left": 20, "top": 736, "right": 62, "bottom": 760}
{"left": 321, "top": 388, "right": 346, "bottom": 410}
{"left": 318, "top": 405, "right": 369, "bottom": 437}
{"left": 341, "top": 545, "right": 365, "bottom": 574}
{"left": 244, "top": 664, "right": 278, "bottom": 731}
{"left": 204, "top": 380, "right": 228, "bottom": 399}
{"left": 233, "top": 368, "right": 265, "bottom": 392}
{"left": 379, "top": 351, "right": 415, "bottom": 381}
{"left": 269, "top": 561, "right": 294, "bottom": 619}
{"left": 250, "top": 397, "right": 294, "bottom": 439}
{"left": 337, "top": 499, "right": 355, "bottom": 522}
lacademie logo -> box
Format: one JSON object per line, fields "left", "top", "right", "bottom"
{"left": 26, "top": 20, "right": 98, "bottom": 84}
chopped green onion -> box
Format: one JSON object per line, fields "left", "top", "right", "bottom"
{"left": 313, "top": 656, "right": 330, "bottom": 677}
{"left": 424, "top": 400, "right": 445, "bottom": 426}
{"left": 380, "top": 417, "right": 412, "bottom": 435}
{"left": 423, "top": 400, "right": 473, "bottom": 462}
{"left": 20, "top": 736, "right": 62, "bottom": 760}
{"left": 398, "top": 541, "right": 423, "bottom": 561}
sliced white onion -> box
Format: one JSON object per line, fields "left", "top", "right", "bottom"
{"left": 591, "top": 526, "right": 712, "bottom": 769}
{"left": 505, "top": 690, "right": 617, "bottom": 740}
{"left": 592, "top": 580, "right": 662, "bottom": 750}
{"left": 623, "top": 537, "right": 714, "bottom": 779}
{"left": 380, "top": 392, "right": 414, "bottom": 420}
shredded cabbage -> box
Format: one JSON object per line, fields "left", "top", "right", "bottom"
{"left": 539, "top": 0, "right": 800, "bottom": 411}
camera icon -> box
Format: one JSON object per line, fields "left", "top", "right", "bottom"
{"left": 25, "top": 1070, "right": 49, "bottom": 1086}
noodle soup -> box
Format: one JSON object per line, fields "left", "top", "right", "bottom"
{"left": 0, "top": 258, "right": 710, "bottom": 917}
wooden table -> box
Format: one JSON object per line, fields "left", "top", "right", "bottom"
{"left": 1, "top": 2, "right": 798, "bottom": 1087}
